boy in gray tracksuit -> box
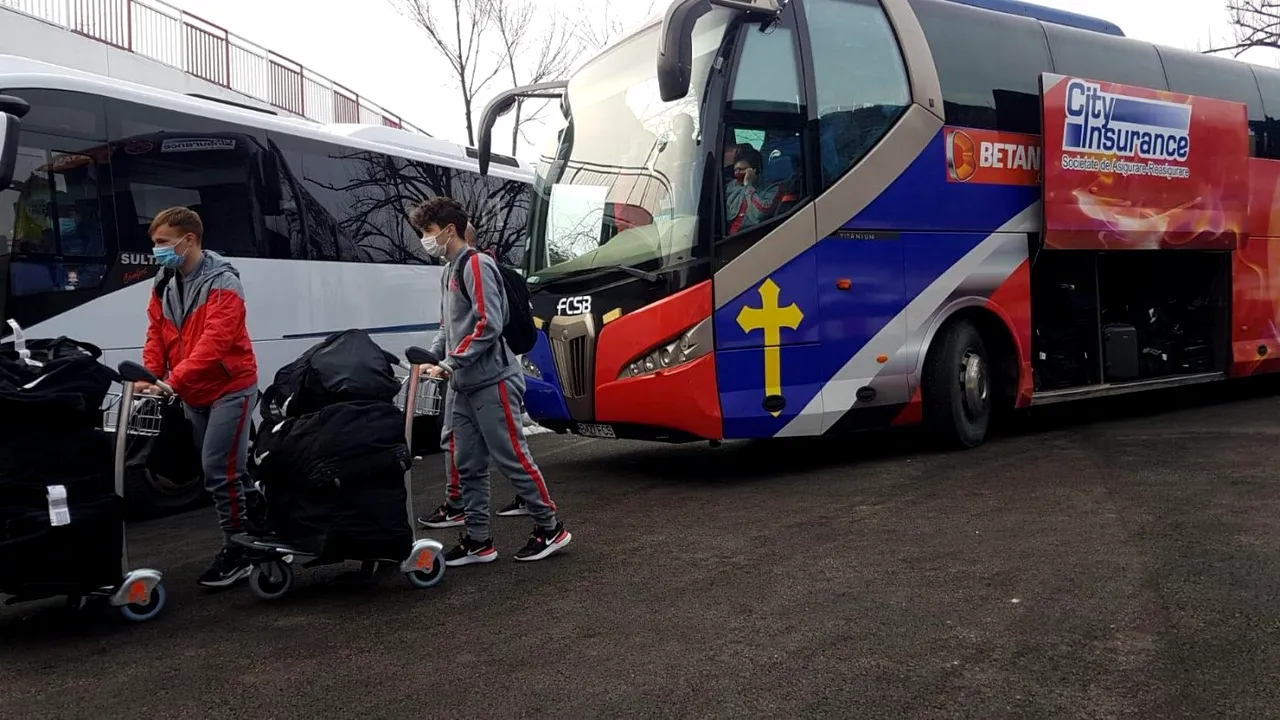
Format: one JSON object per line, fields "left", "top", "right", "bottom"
{"left": 410, "top": 197, "right": 572, "bottom": 566}
{"left": 418, "top": 223, "right": 533, "bottom": 529}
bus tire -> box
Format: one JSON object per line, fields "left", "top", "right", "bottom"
{"left": 922, "top": 318, "right": 992, "bottom": 449}
{"left": 125, "top": 466, "right": 207, "bottom": 519}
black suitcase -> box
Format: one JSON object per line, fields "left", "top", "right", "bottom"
{"left": 1103, "top": 323, "right": 1140, "bottom": 382}
{"left": 1178, "top": 343, "right": 1213, "bottom": 373}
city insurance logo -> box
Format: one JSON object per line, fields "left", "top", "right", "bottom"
{"left": 1060, "top": 78, "right": 1192, "bottom": 180}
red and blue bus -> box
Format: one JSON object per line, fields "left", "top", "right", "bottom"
{"left": 464, "top": 0, "right": 1280, "bottom": 449}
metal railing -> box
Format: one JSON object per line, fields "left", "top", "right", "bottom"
{"left": 1, "top": 0, "right": 427, "bottom": 134}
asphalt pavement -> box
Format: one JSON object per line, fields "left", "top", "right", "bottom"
{"left": 4, "top": 380, "right": 1280, "bottom": 719}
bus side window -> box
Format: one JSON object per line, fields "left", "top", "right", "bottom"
{"left": 106, "top": 99, "right": 268, "bottom": 260}
{"left": 912, "top": 0, "right": 1052, "bottom": 133}
{"left": 804, "top": 0, "right": 911, "bottom": 189}
{"left": 724, "top": 20, "right": 807, "bottom": 236}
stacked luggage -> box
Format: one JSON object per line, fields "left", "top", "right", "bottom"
{"left": 0, "top": 336, "right": 121, "bottom": 598}
{"left": 246, "top": 329, "right": 415, "bottom": 563}
{"left": 1032, "top": 280, "right": 1098, "bottom": 390}
{"left": 0, "top": 326, "right": 166, "bottom": 622}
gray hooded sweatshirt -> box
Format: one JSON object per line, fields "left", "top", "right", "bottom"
{"left": 429, "top": 247, "right": 520, "bottom": 393}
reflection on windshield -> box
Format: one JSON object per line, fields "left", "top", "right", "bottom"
{"left": 526, "top": 10, "right": 732, "bottom": 284}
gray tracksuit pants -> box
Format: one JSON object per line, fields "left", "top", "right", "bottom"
{"left": 452, "top": 374, "right": 557, "bottom": 542}
{"left": 183, "top": 384, "right": 261, "bottom": 543}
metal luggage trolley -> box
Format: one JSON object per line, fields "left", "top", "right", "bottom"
{"left": 233, "top": 346, "right": 448, "bottom": 600}
{"left": 90, "top": 361, "right": 171, "bottom": 622}
{"left": 394, "top": 355, "right": 445, "bottom": 418}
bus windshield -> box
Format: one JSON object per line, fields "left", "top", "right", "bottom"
{"left": 525, "top": 9, "right": 732, "bottom": 286}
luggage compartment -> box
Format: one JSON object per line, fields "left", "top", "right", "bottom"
{"left": 1030, "top": 250, "right": 1230, "bottom": 394}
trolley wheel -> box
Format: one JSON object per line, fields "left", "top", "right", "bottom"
{"left": 405, "top": 547, "right": 446, "bottom": 589}
{"left": 248, "top": 561, "right": 294, "bottom": 601}
{"left": 118, "top": 582, "right": 167, "bottom": 623}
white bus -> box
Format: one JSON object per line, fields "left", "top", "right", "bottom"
{"left": 0, "top": 56, "right": 534, "bottom": 515}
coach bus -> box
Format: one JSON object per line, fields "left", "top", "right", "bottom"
{"left": 468, "top": 0, "right": 1280, "bottom": 449}
{"left": 0, "top": 56, "right": 534, "bottom": 514}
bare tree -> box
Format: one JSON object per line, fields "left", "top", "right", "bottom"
{"left": 391, "top": 0, "right": 502, "bottom": 145}
{"left": 491, "top": 0, "right": 579, "bottom": 155}
{"left": 1208, "top": 0, "right": 1280, "bottom": 55}
{"left": 567, "top": 0, "right": 659, "bottom": 54}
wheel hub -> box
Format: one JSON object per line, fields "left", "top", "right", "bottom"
{"left": 960, "top": 349, "right": 988, "bottom": 420}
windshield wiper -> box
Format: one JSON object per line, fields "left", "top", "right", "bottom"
{"left": 531, "top": 264, "right": 661, "bottom": 289}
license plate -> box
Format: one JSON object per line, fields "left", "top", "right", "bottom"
{"left": 576, "top": 423, "right": 616, "bottom": 439}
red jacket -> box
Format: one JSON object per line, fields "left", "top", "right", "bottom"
{"left": 142, "top": 250, "right": 258, "bottom": 407}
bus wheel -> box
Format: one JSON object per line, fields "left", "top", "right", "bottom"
{"left": 922, "top": 318, "right": 992, "bottom": 449}
{"left": 125, "top": 466, "right": 207, "bottom": 519}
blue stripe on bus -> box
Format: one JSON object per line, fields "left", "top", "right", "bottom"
{"left": 281, "top": 322, "right": 440, "bottom": 340}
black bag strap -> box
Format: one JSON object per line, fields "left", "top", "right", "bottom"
{"left": 448, "top": 248, "right": 510, "bottom": 366}
{"left": 154, "top": 267, "right": 175, "bottom": 298}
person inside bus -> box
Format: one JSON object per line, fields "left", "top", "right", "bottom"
{"left": 135, "top": 206, "right": 264, "bottom": 589}
{"left": 725, "top": 145, "right": 780, "bottom": 235}
{"left": 55, "top": 198, "right": 107, "bottom": 290}
{"left": 409, "top": 197, "right": 572, "bottom": 565}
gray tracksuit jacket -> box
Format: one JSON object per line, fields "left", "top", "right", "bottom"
{"left": 429, "top": 247, "right": 521, "bottom": 393}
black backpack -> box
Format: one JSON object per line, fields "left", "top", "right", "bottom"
{"left": 453, "top": 250, "right": 537, "bottom": 356}
{"left": 261, "top": 329, "right": 402, "bottom": 422}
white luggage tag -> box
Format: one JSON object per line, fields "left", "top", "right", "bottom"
{"left": 47, "top": 485, "right": 71, "bottom": 527}
{"left": 7, "top": 319, "right": 42, "bottom": 368}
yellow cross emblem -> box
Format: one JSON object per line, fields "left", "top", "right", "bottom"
{"left": 735, "top": 278, "right": 804, "bottom": 417}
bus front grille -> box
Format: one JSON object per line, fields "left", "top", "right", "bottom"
{"left": 547, "top": 314, "right": 596, "bottom": 421}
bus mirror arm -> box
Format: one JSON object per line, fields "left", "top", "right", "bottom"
{"left": 476, "top": 81, "right": 567, "bottom": 176}
{"left": 0, "top": 94, "right": 30, "bottom": 189}
{"left": 658, "top": 0, "right": 780, "bottom": 103}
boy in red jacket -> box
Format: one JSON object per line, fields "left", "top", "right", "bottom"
{"left": 139, "top": 207, "right": 261, "bottom": 588}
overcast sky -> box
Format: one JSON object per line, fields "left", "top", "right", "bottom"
{"left": 167, "top": 0, "right": 1276, "bottom": 159}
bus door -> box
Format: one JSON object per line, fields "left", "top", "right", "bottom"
{"left": 0, "top": 130, "right": 115, "bottom": 331}
{"left": 712, "top": 5, "right": 827, "bottom": 439}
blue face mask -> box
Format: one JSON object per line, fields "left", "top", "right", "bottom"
{"left": 58, "top": 218, "right": 77, "bottom": 235}
{"left": 152, "top": 245, "right": 184, "bottom": 269}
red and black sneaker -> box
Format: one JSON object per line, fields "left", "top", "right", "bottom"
{"left": 418, "top": 503, "right": 465, "bottom": 529}
{"left": 444, "top": 534, "right": 498, "bottom": 567}
{"left": 514, "top": 522, "right": 572, "bottom": 562}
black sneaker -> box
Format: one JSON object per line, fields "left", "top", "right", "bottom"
{"left": 514, "top": 522, "right": 572, "bottom": 562}
{"left": 496, "top": 495, "right": 530, "bottom": 517}
{"left": 418, "top": 503, "right": 465, "bottom": 529}
{"left": 444, "top": 534, "right": 498, "bottom": 567}
{"left": 197, "top": 546, "right": 253, "bottom": 588}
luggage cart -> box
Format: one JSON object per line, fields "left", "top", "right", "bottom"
{"left": 0, "top": 360, "right": 168, "bottom": 622}
{"left": 232, "top": 346, "right": 446, "bottom": 600}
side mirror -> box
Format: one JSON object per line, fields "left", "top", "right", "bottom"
{"left": 476, "top": 80, "right": 568, "bottom": 176}
{"left": 0, "top": 94, "right": 30, "bottom": 190}
{"left": 658, "top": 0, "right": 713, "bottom": 103}
{"left": 658, "top": 0, "right": 781, "bottom": 103}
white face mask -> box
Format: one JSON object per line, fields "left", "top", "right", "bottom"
{"left": 420, "top": 232, "right": 446, "bottom": 259}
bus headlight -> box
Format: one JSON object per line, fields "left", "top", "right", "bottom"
{"left": 520, "top": 355, "right": 543, "bottom": 380}
{"left": 618, "top": 317, "right": 712, "bottom": 379}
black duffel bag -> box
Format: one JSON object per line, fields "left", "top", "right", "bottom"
{"left": 261, "top": 329, "right": 401, "bottom": 422}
